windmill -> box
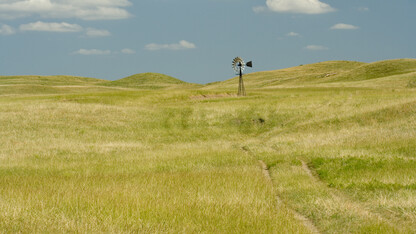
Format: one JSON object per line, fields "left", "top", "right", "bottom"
{"left": 232, "top": 57, "right": 252, "bottom": 96}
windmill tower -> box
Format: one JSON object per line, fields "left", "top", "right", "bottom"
{"left": 232, "top": 57, "right": 252, "bottom": 96}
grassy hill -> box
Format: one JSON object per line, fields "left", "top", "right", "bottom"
{"left": 323, "top": 59, "right": 416, "bottom": 83}
{"left": 1, "top": 59, "right": 416, "bottom": 232}
{"left": 0, "top": 75, "right": 111, "bottom": 95}
{"left": 0, "top": 73, "right": 199, "bottom": 95}
{"left": 0, "top": 75, "right": 105, "bottom": 86}
{"left": 105, "top": 72, "right": 200, "bottom": 89}
{"left": 205, "top": 59, "right": 416, "bottom": 90}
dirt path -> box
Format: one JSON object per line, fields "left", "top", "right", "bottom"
{"left": 258, "top": 160, "right": 320, "bottom": 234}
{"left": 190, "top": 93, "right": 237, "bottom": 100}
{"left": 301, "top": 160, "right": 317, "bottom": 181}
{"left": 242, "top": 146, "right": 320, "bottom": 233}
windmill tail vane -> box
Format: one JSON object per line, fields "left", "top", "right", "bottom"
{"left": 232, "top": 57, "right": 252, "bottom": 96}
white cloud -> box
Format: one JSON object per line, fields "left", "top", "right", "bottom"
{"left": 85, "top": 28, "right": 111, "bottom": 37}
{"left": 145, "top": 40, "right": 196, "bottom": 51}
{"left": 73, "top": 48, "right": 136, "bottom": 55}
{"left": 287, "top": 32, "right": 300, "bottom": 37}
{"left": 20, "top": 21, "right": 82, "bottom": 32}
{"left": 330, "top": 23, "right": 359, "bottom": 30}
{"left": 0, "top": 24, "right": 16, "bottom": 35}
{"left": 0, "top": 0, "right": 132, "bottom": 20}
{"left": 358, "top": 7, "right": 369, "bottom": 12}
{"left": 305, "top": 45, "right": 328, "bottom": 51}
{"left": 18, "top": 22, "right": 112, "bottom": 36}
{"left": 266, "top": 0, "right": 335, "bottom": 14}
{"left": 73, "top": 49, "right": 111, "bottom": 55}
{"left": 121, "top": 48, "right": 135, "bottom": 54}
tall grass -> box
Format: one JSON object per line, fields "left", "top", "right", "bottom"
{"left": 1, "top": 60, "right": 416, "bottom": 232}
{"left": 0, "top": 88, "right": 308, "bottom": 233}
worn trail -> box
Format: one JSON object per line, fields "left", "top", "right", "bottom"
{"left": 257, "top": 160, "right": 320, "bottom": 234}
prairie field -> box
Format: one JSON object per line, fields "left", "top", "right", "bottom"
{"left": 1, "top": 59, "right": 416, "bottom": 233}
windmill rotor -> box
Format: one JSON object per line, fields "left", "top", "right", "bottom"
{"left": 232, "top": 57, "right": 245, "bottom": 74}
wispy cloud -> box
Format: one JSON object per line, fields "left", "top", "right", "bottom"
{"left": 73, "top": 49, "right": 111, "bottom": 55}
{"left": 20, "top": 21, "right": 82, "bottom": 32}
{"left": 358, "top": 7, "right": 369, "bottom": 12}
{"left": 0, "top": 24, "right": 15, "bottom": 35}
{"left": 330, "top": 23, "right": 359, "bottom": 30}
{"left": 287, "top": 32, "right": 300, "bottom": 37}
{"left": 18, "top": 22, "right": 111, "bottom": 37}
{"left": 266, "top": 0, "right": 335, "bottom": 14}
{"left": 0, "top": 0, "right": 132, "bottom": 20}
{"left": 85, "top": 28, "right": 111, "bottom": 37}
{"left": 145, "top": 40, "right": 196, "bottom": 51}
{"left": 72, "top": 48, "right": 137, "bottom": 55}
{"left": 305, "top": 45, "right": 328, "bottom": 51}
{"left": 121, "top": 48, "right": 136, "bottom": 54}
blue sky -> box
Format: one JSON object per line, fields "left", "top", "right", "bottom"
{"left": 0, "top": 0, "right": 415, "bottom": 84}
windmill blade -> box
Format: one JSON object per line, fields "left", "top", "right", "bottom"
{"left": 232, "top": 57, "right": 244, "bottom": 73}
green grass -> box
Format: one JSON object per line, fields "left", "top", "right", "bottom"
{"left": 1, "top": 58, "right": 416, "bottom": 233}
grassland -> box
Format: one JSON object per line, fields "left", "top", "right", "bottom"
{"left": 1, "top": 59, "right": 416, "bottom": 233}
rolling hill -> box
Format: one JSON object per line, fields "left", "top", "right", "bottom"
{"left": 205, "top": 59, "right": 416, "bottom": 90}
{"left": 0, "top": 73, "right": 199, "bottom": 95}
{"left": 0, "top": 75, "right": 110, "bottom": 95}
{"left": 2, "top": 59, "right": 415, "bottom": 93}
{"left": 0, "top": 75, "right": 105, "bottom": 86}
{"left": 104, "top": 72, "right": 200, "bottom": 89}
{"left": 322, "top": 59, "right": 416, "bottom": 82}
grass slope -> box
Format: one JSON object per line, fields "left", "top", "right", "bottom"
{"left": 1, "top": 59, "right": 416, "bottom": 232}
{"left": 205, "top": 60, "right": 365, "bottom": 89}
{"left": 0, "top": 75, "right": 112, "bottom": 95}
{"left": 0, "top": 75, "right": 106, "bottom": 86}
{"left": 206, "top": 59, "right": 416, "bottom": 90}
{"left": 323, "top": 58, "right": 416, "bottom": 82}
{"left": 106, "top": 72, "right": 199, "bottom": 90}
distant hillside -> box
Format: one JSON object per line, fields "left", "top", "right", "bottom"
{"left": 204, "top": 60, "right": 365, "bottom": 89}
{"left": 2, "top": 59, "right": 415, "bottom": 93}
{"left": 0, "top": 75, "right": 106, "bottom": 86}
{"left": 322, "top": 59, "right": 416, "bottom": 82}
{"left": 205, "top": 59, "right": 416, "bottom": 89}
{"left": 106, "top": 73, "right": 199, "bottom": 89}
{"left": 0, "top": 75, "right": 113, "bottom": 95}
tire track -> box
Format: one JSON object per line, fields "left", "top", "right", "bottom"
{"left": 258, "top": 159, "right": 320, "bottom": 234}
{"left": 242, "top": 146, "right": 320, "bottom": 233}
{"left": 299, "top": 159, "right": 394, "bottom": 230}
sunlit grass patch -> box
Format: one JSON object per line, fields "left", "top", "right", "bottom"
{"left": 311, "top": 157, "right": 416, "bottom": 190}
